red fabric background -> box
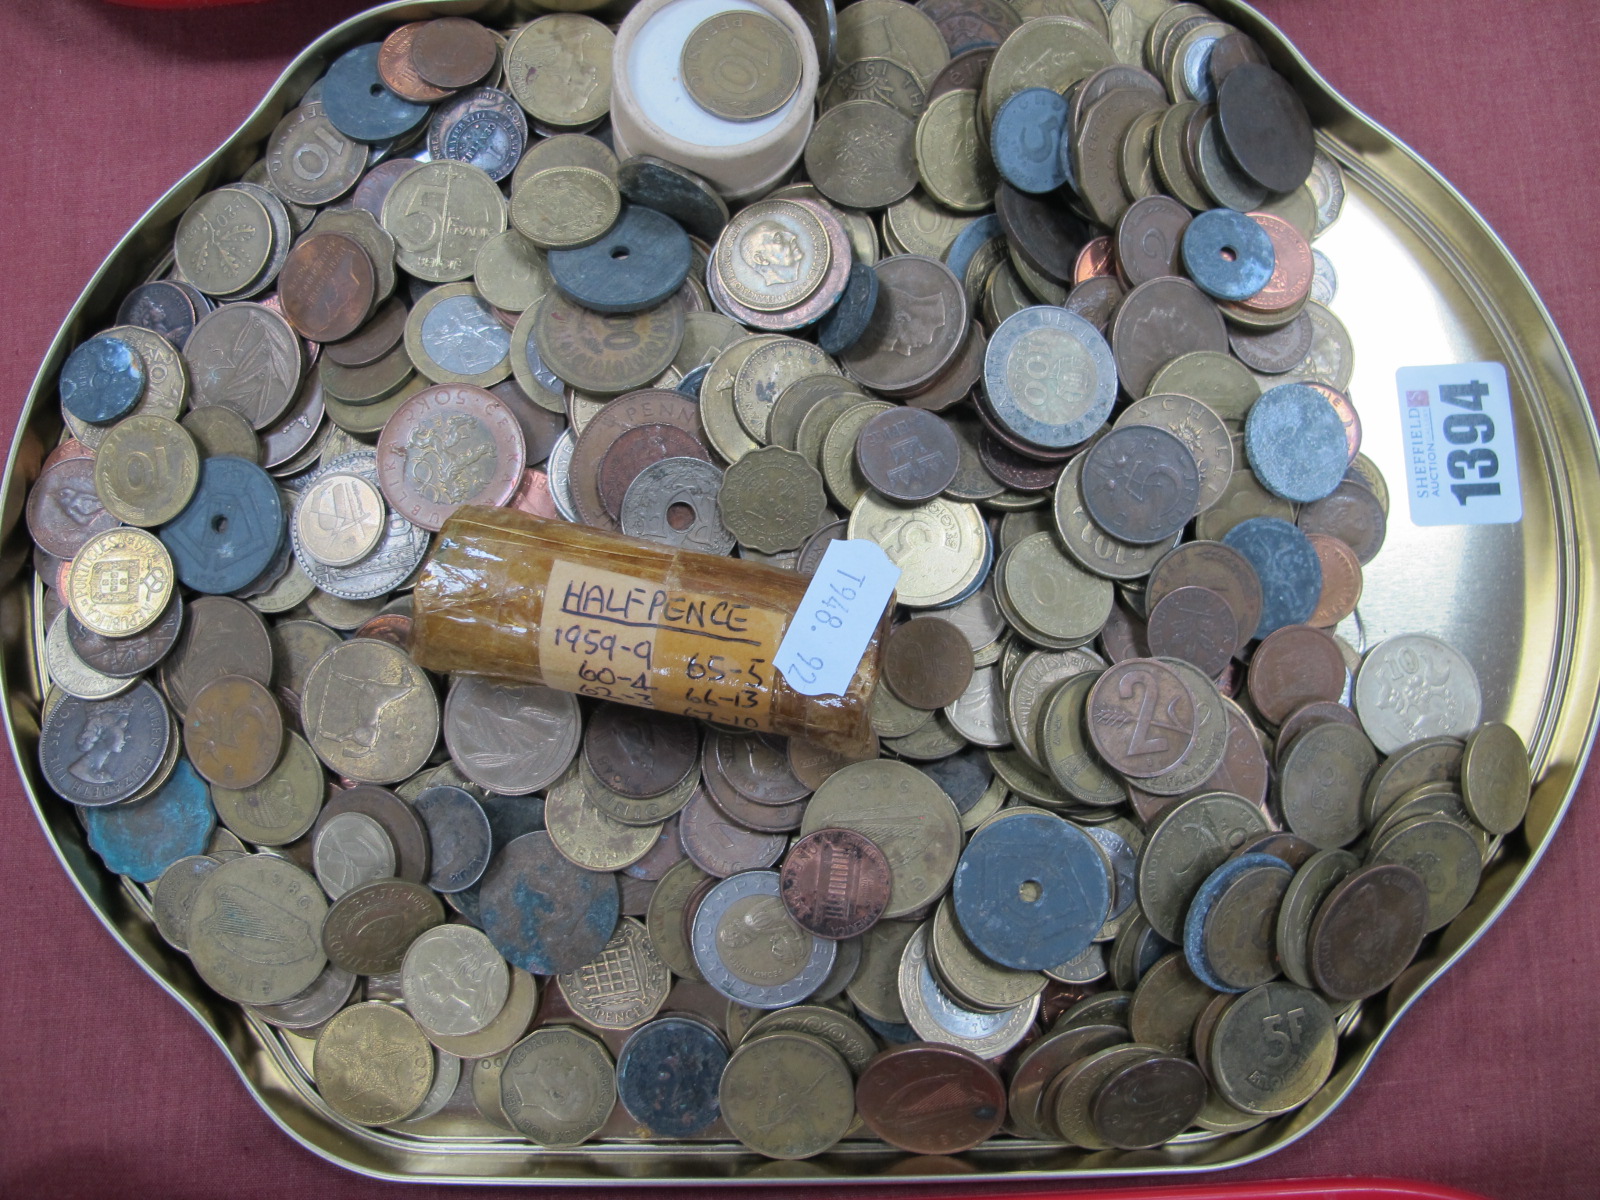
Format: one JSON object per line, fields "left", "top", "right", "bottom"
{"left": 2, "top": 2, "right": 1598, "bottom": 1196}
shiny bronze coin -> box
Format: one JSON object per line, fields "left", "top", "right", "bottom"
{"left": 1087, "top": 658, "right": 1199, "bottom": 778}
{"left": 410, "top": 17, "right": 498, "bottom": 89}
{"left": 1090, "top": 1054, "right": 1207, "bottom": 1150}
{"left": 1145, "top": 585, "right": 1238, "bottom": 678}
{"left": 584, "top": 706, "right": 700, "bottom": 800}
{"left": 378, "top": 22, "right": 455, "bottom": 102}
{"left": 1247, "top": 623, "right": 1347, "bottom": 725}
{"left": 1307, "top": 863, "right": 1429, "bottom": 1001}
{"left": 856, "top": 1044, "right": 1005, "bottom": 1155}
{"left": 883, "top": 617, "right": 974, "bottom": 710}
{"left": 854, "top": 406, "right": 960, "bottom": 502}
{"left": 1074, "top": 235, "right": 1117, "bottom": 283}
{"left": 1305, "top": 532, "right": 1363, "bottom": 628}
{"left": 183, "top": 674, "right": 283, "bottom": 790}
{"left": 325, "top": 296, "right": 408, "bottom": 368}
{"left": 279, "top": 232, "right": 377, "bottom": 344}
{"left": 779, "top": 828, "right": 892, "bottom": 940}
{"left": 1236, "top": 212, "right": 1312, "bottom": 314}
{"left": 597, "top": 423, "right": 711, "bottom": 522}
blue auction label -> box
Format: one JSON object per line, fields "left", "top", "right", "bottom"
{"left": 775, "top": 539, "right": 901, "bottom": 697}
{"left": 1395, "top": 361, "right": 1522, "bottom": 526}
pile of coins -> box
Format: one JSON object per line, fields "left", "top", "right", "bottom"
{"left": 23, "top": 0, "right": 1537, "bottom": 1163}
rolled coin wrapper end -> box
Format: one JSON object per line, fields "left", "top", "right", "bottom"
{"left": 611, "top": 0, "right": 819, "bottom": 202}
{"left": 410, "top": 506, "right": 885, "bottom": 751}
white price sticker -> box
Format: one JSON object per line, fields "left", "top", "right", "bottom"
{"left": 1395, "top": 362, "right": 1522, "bottom": 526}
{"left": 775, "top": 539, "right": 901, "bottom": 697}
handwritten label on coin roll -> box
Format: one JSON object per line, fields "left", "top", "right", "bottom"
{"left": 540, "top": 559, "right": 784, "bottom": 728}
{"left": 776, "top": 540, "right": 900, "bottom": 697}
{"left": 1395, "top": 362, "right": 1522, "bottom": 525}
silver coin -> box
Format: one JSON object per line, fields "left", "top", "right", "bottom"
{"left": 44, "top": 610, "right": 135, "bottom": 701}
{"left": 444, "top": 675, "right": 582, "bottom": 796}
{"left": 393, "top": 1049, "right": 463, "bottom": 1126}
{"left": 247, "top": 962, "right": 358, "bottom": 1030}
{"left": 982, "top": 306, "right": 1117, "bottom": 450}
{"left": 546, "top": 429, "right": 579, "bottom": 522}
{"left": 619, "top": 456, "right": 734, "bottom": 554}
{"left": 1047, "top": 940, "right": 1107, "bottom": 984}
{"left": 691, "top": 869, "right": 837, "bottom": 1009}
{"left": 944, "top": 665, "right": 1010, "bottom": 748}
{"left": 420, "top": 292, "right": 512, "bottom": 376}
{"left": 1310, "top": 249, "right": 1337, "bottom": 305}
{"left": 290, "top": 451, "right": 430, "bottom": 598}
{"left": 1354, "top": 634, "right": 1484, "bottom": 754}
{"left": 313, "top": 810, "right": 397, "bottom": 899}
{"left": 1083, "top": 825, "right": 1137, "bottom": 920}
{"left": 897, "top": 925, "right": 1037, "bottom": 1057}
{"left": 402, "top": 923, "right": 511, "bottom": 1038}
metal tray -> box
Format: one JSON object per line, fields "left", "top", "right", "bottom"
{"left": 3, "top": 0, "right": 1597, "bottom": 1185}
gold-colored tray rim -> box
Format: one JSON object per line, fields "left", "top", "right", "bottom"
{"left": 4, "top": 0, "right": 1599, "bottom": 1185}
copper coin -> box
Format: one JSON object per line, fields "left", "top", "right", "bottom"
{"left": 779, "top": 828, "right": 891, "bottom": 940}
{"left": 1081, "top": 425, "right": 1201, "bottom": 544}
{"left": 1064, "top": 275, "right": 1126, "bottom": 334}
{"left": 1086, "top": 658, "right": 1198, "bottom": 778}
{"left": 902, "top": 321, "right": 986, "bottom": 414}
{"left": 678, "top": 787, "right": 785, "bottom": 877}
{"left": 317, "top": 784, "right": 431, "bottom": 884}
{"left": 1237, "top": 831, "right": 1319, "bottom": 868}
{"left": 854, "top": 406, "right": 961, "bottom": 502}
{"left": 883, "top": 618, "right": 974, "bottom": 710}
{"left": 1090, "top": 1054, "right": 1207, "bottom": 1149}
{"left": 44, "top": 437, "right": 94, "bottom": 469}
{"left": 855, "top": 1044, "right": 1006, "bottom": 1155}
{"left": 27, "top": 457, "right": 118, "bottom": 559}
{"left": 1200, "top": 700, "right": 1271, "bottom": 811}
{"left": 321, "top": 878, "right": 446, "bottom": 975}
{"left": 325, "top": 296, "right": 408, "bottom": 368}
{"left": 1146, "top": 540, "right": 1263, "bottom": 652}
{"left": 352, "top": 612, "right": 412, "bottom": 648}
{"left": 352, "top": 158, "right": 424, "bottom": 219}
{"left": 1308, "top": 863, "right": 1429, "bottom": 1001}
{"left": 67, "top": 592, "right": 183, "bottom": 679}
{"left": 1304, "top": 532, "right": 1363, "bottom": 628}
{"left": 712, "top": 731, "right": 809, "bottom": 805}
{"left": 157, "top": 595, "right": 272, "bottom": 716}
{"left": 1246, "top": 624, "right": 1347, "bottom": 725}
{"left": 279, "top": 232, "right": 377, "bottom": 343}
{"left": 1297, "top": 480, "right": 1387, "bottom": 565}
{"left": 569, "top": 389, "right": 705, "bottom": 531}
{"left": 1074, "top": 236, "right": 1116, "bottom": 284}
{"left": 378, "top": 22, "right": 454, "bottom": 102}
{"left": 583, "top": 706, "right": 699, "bottom": 799}
{"left": 1099, "top": 601, "right": 1151, "bottom": 663}
{"left": 508, "top": 467, "right": 561, "bottom": 520}
{"left": 597, "top": 423, "right": 711, "bottom": 521}
{"left": 1228, "top": 310, "right": 1312, "bottom": 374}
{"left": 838, "top": 255, "right": 967, "bottom": 394}
{"left": 787, "top": 734, "right": 879, "bottom": 791}
{"left": 1110, "top": 276, "right": 1227, "bottom": 398}
{"left": 490, "top": 378, "right": 568, "bottom": 466}
{"left": 701, "top": 744, "right": 806, "bottom": 833}
{"left": 183, "top": 674, "right": 284, "bottom": 790}
{"left": 1146, "top": 585, "right": 1238, "bottom": 678}
{"left": 1275, "top": 700, "right": 1363, "bottom": 761}
{"left": 1235, "top": 212, "right": 1312, "bottom": 314}
{"left": 410, "top": 17, "right": 499, "bottom": 89}
{"left": 1115, "top": 196, "right": 1189, "bottom": 288}
{"left": 623, "top": 814, "right": 686, "bottom": 882}
{"left": 977, "top": 428, "right": 1065, "bottom": 491}
{"left": 375, "top": 382, "right": 526, "bottom": 531}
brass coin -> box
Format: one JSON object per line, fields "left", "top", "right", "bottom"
{"left": 836, "top": 0, "right": 950, "bottom": 90}
{"left": 500, "top": 1026, "right": 615, "bottom": 1147}
{"left": 1039, "top": 672, "right": 1126, "bottom": 807}
{"left": 1278, "top": 722, "right": 1378, "bottom": 849}
{"left": 211, "top": 732, "right": 323, "bottom": 846}
{"left": 1128, "top": 952, "right": 1218, "bottom": 1056}
{"left": 556, "top": 917, "right": 671, "bottom": 1031}
{"left": 804, "top": 101, "right": 918, "bottom": 211}
{"left": 184, "top": 673, "right": 283, "bottom": 791}
{"left": 187, "top": 853, "right": 328, "bottom": 1004}
{"left": 301, "top": 639, "right": 439, "bottom": 785}
{"left": 1367, "top": 816, "right": 1483, "bottom": 933}
{"left": 505, "top": 14, "right": 614, "bottom": 129}
{"left": 719, "top": 1031, "right": 854, "bottom": 1159}
{"left": 181, "top": 405, "right": 259, "bottom": 463}
{"left": 914, "top": 90, "right": 995, "bottom": 213}
{"left": 68, "top": 527, "right": 176, "bottom": 638}
{"left": 1136, "top": 791, "right": 1270, "bottom": 943}
{"left": 981, "top": 15, "right": 1116, "bottom": 126}
{"left": 93, "top": 415, "right": 200, "bottom": 527}
{"left": 823, "top": 56, "right": 928, "bottom": 118}
{"left": 1199, "top": 858, "right": 1292, "bottom": 990}
{"left": 314, "top": 1001, "right": 434, "bottom": 1126}
{"left": 266, "top": 102, "right": 367, "bottom": 206}
{"left": 545, "top": 766, "right": 663, "bottom": 871}
{"left": 681, "top": 11, "right": 803, "bottom": 122}
{"left": 845, "top": 919, "right": 920, "bottom": 1024}
{"left": 848, "top": 491, "right": 987, "bottom": 608}
{"left": 744, "top": 1005, "right": 877, "bottom": 1074}
{"left": 646, "top": 858, "right": 711, "bottom": 982}
{"left": 733, "top": 336, "right": 837, "bottom": 441}
{"left": 159, "top": 594, "right": 272, "bottom": 716}
{"left": 1050, "top": 1043, "right": 1161, "bottom": 1149}
{"left": 174, "top": 187, "right": 274, "bottom": 296}
{"left": 474, "top": 229, "right": 552, "bottom": 313}
{"left": 1208, "top": 981, "right": 1336, "bottom": 1116}
{"left": 820, "top": 398, "right": 895, "bottom": 510}
{"left": 295, "top": 471, "right": 386, "bottom": 568}
{"left": 382, "top": 160, "right": 507, "bottom": 283}
{"left": 1461, "top": 721, "right": 1532, "bottom": 835}
{"left": 534, "top": 290, "right": 684, "bottom": 396}
{"left": 512, "top": 166, "right": 620, "bottom": 251}
{"left": 718, "top": 445, "right": 828, "bottom": 554}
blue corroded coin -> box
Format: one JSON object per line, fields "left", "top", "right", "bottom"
{"left": 1183, "top": 853, "right": 1292, "bottom": 993}
{"left": 617, "top": 155, "right": 731, "bottom": 244}
{"left": 1245, "top": 382, "right": 1350, "bottom": 502}
{"left": 917, "top": 748, "right": 993, "bottom": 816}
{"left": 943, "top": 213, "right": 1003, "bottom": 285}
{"left": 323, "top": 43, "right": 432, "bottom": 143}
{"left": 413, "top": 785, "right": 493, "bottom": 894}
{"left": 983, "top": 307, "right": 1117, "bottom": 450}
{"left": 548, "top": 204, "right": 691, "bottom": 314}
{"left": 60, "top": 333, "right": 144, "bottom": 425}
{"left": 84, "top": 758, "right": 215, "bottom": 883}
{"left": 858, "top": 1012, "right": 919, "bottom": 1045}
{"left": 38, "top": 681, "right": 172, "bottom": 808}
{"left": 615, "top": 1015, "right": 728, "bottom": 1137}
{"left": 1084, "top": 824, "right": 1137, "bottom": 921}
{"left": 159, "top": 455, "right": 284, "bottom": 594}
{"left": 1182, "top": 208, "right": 1275, "bottom": 301}
{"left": 992, "top": 88, "right": 1071, "bottom": 194}
{"left": 479, "top": 793, "right": 545, "bottom": 849}
{"left": 952, "top": 809, "right": 1111, "bottom": 970}
{"left": 477, "top": 831, "right": 618, "bottom": 974}
{"left": 1221, "top": 516, "right": 1322, "bottom": 637}
{"left": 676, "top": 363, "right": 711, "bottom": 400}
{"left": 816, "top": 260, "right": 880, "bottom": 355}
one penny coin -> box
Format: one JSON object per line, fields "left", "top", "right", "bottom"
{"left": 883, "top": 617, "right": 974, "bottom": 709}
{"left": 779, "top": 828, "right": 891, "bottom": 940}
{"left": 855, "top": 1044, "right": 1006, "bottom": 1155}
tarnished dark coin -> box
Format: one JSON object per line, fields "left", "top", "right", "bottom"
{"left": 26, "top": 456, "right": 119, "bottom": 559}
{"left": 413, "top": 784, "right": 493, "bottom": 893}
{"left": 1087, "top": 658, "right": 1198, "bottom": 780}
{"left": 321, "top": 878, "right": 446, "bottom": 975}
{"left": 318, "top": 785, "right": 431, "bottom": 884}
{"left": 1146, "top": 541, "right": 1262, "bottom": 652}
{"left": 584, "top": 706, "right": 699, "bottom": 799}
{"left": 855, "top": 1043, "right": 1005, "bottom": 1154}
{"left": 779, "top": 828, "right": 892, "bottom": 940}
{"left": 1090, "top": 1053, "right": 1207, "bottom": 1150}
{"left": 1221, "top": 517, "right": 1322, "bottom": 637}
{"left": 994, "top": 181, "right": 1092, "bottom": 286}
{"left": 549, "top": 204, "right": 691, "bottom": 314}
{"left": 82, "top": 757, "right": 214, "bottom": 883}
{"left": 39, "top": 682, "right": 172, "bottom": 807}
{"left": 411, "top": 17, "right": 498, "bottom": 88}
{"left": 839, "top": 255, "right": 967, "bottom": 394}
{"left": 616, "top": 1015, "right": 728, "bottom": 1137}
{"left": 1182, "top": 207, "right": 1275, "bottom": 301}
{"left": 1146, "top": 585, "right": 1238, "bottom": 677}
{"left": 68, "top": 593, "right": 182, "bottom": 680}
{"left": 323, "top": 42, "right": 432, "bottom": 142}
{"left": 597, "top": 424, "right": 710, "bottom": 520}
{"left": 477, "top": 832, "right": 619, "bottom": 974}
{"left": 183, "top": 674, "right": 283, "bottom": 790}
{"left": 1229, "top": 309, "right": 1313, "bottom": 374}
{"left": 1081, "top": 425, "right": 1200, "bottom": 544}
{"left": 991, "top": 87, "right": 1070, "bottom": 194}
{"left": 60, "top": 332, "right": 145, "bottom": 425}
{"left": 884, "top": 617, "right": 974, "bottom": 709}
{"left": 854, "top": 406, "right": 960, "bottom": 502}
{"left": 1115, "top": 195, "right": 1189, "bottom": 287}
{"left": 617, "top": 155, "right": 730, "bottom": 244}
{"left": 817, "top": 261, "right": 880, "bottom": 356}
{"left": 158, "top": 595, "right": 270, "bottom": 716}
{"left": 278, "top": 232, "right": 377, "bottom": 343}
{"left": 1216, "top": 63, "right": 1316, "bottom": 195}
{"left": 118, "top": 281, "right": 198, "bottom": 348}
{"left": 1307, "top": 863, "right": 1429, "bottom": 1001}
